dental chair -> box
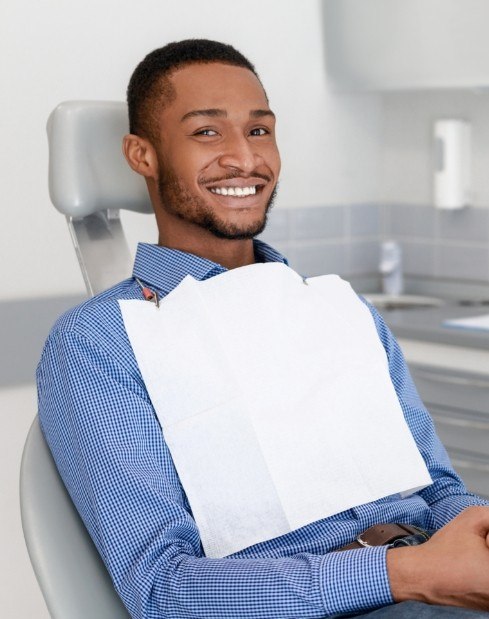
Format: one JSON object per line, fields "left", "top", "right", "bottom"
{"left": 20, "top": 101, "right": 152, "bottom": 618}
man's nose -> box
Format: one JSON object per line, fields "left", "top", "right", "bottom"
{"left": 218, "top": 133, "right": 262, "bottom": 174}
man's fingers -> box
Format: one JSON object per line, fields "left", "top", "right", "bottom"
{"left": 461, "top": 506, "right": 489, "bottom": 535}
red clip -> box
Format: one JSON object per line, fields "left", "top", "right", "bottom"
{"left": 135, "top": 278, "right": 160, "bottom": 307}
{"left": 141, "top": 286, "right": 155, "bottom": 301}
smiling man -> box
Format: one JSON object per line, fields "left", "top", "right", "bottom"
{"left": 37, "top": 40, "right": 489, "bottom": 619}
{"left": 123, "top": 48, "right": 280, "bottom": 269}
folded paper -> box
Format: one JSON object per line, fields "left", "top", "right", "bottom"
{"left": 120, "top": 263, "right": 431, "bottom": 558}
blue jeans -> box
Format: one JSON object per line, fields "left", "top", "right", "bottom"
{"left": 345, "top": 601, "right": 489, "bottom": 617}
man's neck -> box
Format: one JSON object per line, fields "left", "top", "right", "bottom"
{"left": 157, "top": 233, "right": 256, "bottom": 270}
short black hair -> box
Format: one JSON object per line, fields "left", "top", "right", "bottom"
{"left": 127, "top": 39, "right": 260, "bottom": 142}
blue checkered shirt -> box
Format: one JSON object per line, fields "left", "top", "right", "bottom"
{"left": 37, "top": 240, "right": 488, "bottom": 619}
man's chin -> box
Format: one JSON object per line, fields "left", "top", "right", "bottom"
{"left": 205, "top": 214, "right": 268, "bottom": 240}
{"left": 205, "top": 185, "right": 277, "bottom": 240}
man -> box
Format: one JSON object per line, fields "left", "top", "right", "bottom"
{"left": 37, "top": 39, "right": 489, "bottom": 618}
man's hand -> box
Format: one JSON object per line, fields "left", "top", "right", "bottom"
{"left": 387, "top": 506, "right": 489, "bottom": 611}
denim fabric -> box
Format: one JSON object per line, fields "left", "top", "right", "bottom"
{"left": 344, "top": 601, "right": 489, "bottom": 617}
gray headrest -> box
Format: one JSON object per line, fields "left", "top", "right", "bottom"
{"left": 47, "top": 101, "right": 153, "bottom": 218}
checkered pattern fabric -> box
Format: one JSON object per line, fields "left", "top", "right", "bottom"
{"left": 37, "top": 239, "right": 488, "bottom": 619}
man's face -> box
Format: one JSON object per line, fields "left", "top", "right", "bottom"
{"left": 153, "top": 62, "right": 281, "bottom": 240}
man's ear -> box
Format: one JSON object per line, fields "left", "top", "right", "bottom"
{"left": 122, "top": 134, "right": 158, "bottom": 179}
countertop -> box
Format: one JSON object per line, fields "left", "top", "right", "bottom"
{"left": 397, "top": 338, "right": 489, "bottom": 377}
{"left": 378, "top": 302, "right": 489, "bottom": 352}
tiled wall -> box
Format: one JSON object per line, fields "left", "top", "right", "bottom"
{"left": 259, "top": 204, "right": 382, "bottom": 278}
{"left": 260, "top": 204, "right": 489, "bottom": 285}
{"left": 386, "top": 205, "right": 489, "bottom": 283}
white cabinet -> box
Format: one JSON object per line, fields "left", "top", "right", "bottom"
{"left": 399, "top": 339, "right": 489, "bottom": 498}
{"left": 323, "top": 0, "right": 489, "bottom": 91}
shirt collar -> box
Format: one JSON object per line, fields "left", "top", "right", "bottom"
{"left": 132, "top": 239, "right": 288, "bottom": 295}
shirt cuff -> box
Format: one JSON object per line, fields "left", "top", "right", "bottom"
{"left": 430, "top": 493, "right": 489, "bottom": 528}
{"left": 320, "top": 546, "right": 393, "bottom": 616}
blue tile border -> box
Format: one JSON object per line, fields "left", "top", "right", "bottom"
{"left": 437, "top": 208, "right": 489, "bottom": 244}
{"left": 261, "top": 203, "right": 489, "bottom": 284}
{"left": 289, "top": 205, "right": 345, "bottom": 240}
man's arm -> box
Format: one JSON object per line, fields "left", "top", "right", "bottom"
{"left": 367, "top": 302, "right": 489, "bottom": 524}
{"left": 369, "top": 304, "right": 489, "bottom": 610}
{"left": 37, "top": 325, "right": 393, "bottom": 619}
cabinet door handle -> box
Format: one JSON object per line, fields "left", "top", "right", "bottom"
{"left": 415, "top": 370, "right": 489, "bottom": 390}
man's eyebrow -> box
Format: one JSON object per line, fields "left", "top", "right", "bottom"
{"left": 180, "top": 108, "right": 276, "bottom": 122}
{"left": 250, "top": 109, "right": 275, "bottom": 119}
{"left": 181, "top": 109, "right": 226, "bottom": 122}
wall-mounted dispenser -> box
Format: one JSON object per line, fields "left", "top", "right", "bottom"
{"left": 433, "top": 119, "right": 471, "bottom": 210}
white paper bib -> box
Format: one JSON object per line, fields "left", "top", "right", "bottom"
{"left": 120, "top": 263, "right": 431, "bottom": 558}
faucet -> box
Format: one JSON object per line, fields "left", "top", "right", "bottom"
{"left": 379, "top": 240, "right": 403, "bottom": 296}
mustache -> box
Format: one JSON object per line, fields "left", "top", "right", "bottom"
{"left": 198, "top": 171, "right": 272, "bottom": 185}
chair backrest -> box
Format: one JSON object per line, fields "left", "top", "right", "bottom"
{"left": 47, "top": 100, "right": 153, "bottom": 295}
{"left": 20, "top": 418, "right": 131, "bottom": 618}
{"left": 20, "top": 101, "right": 149, "bottom": 617}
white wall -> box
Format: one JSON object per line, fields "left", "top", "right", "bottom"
{"left": 380, "top": 90, "right": 489, "bottom": 207}
{"left": 0, "top": 0, "right": 383, "bottom": 301}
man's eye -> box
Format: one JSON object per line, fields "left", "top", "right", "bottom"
{"left": 194, "top": 129, "right": 218, "bottom": 136}
{"left": 250, "top": 127, "right": 270, "bottom": 137}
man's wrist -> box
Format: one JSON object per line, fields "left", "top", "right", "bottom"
{"left": 386, "top": 545, "right": 429, "bottom": 604}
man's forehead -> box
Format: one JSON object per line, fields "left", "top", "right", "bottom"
{"left": 166, "top": 62, "right": 269, "bottom": 111}
{"left": 169, "top": 60, "right": 260, "bottom": 84}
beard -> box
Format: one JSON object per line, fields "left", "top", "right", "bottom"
{"left": 157, "top": 166, "right": 277, "bottom": 241}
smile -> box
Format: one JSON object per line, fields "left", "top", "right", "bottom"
{"left": 209, "top": 186, "right": 258, "bottom": 197}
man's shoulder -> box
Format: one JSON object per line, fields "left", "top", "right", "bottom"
{"left": 49, "top": 277, "right": 139, "bottom": 349}
{"left": 37, "top": 277, "right": 150, "bottom": 425}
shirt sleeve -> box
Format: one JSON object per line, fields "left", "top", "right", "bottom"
{"left": 367, "top": 303, "right": 489, "bottom": 528}
{"left": 37, "top": 325, "right": 393, "bottom": 619}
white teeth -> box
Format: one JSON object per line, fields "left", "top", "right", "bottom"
{"left": 210, "top": 186, "right": 257, "bottom": 197}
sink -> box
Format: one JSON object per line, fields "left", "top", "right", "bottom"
{"left": 362, "top": 294, "right": 445, "bottom": 310}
